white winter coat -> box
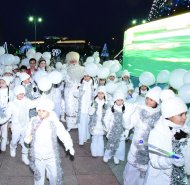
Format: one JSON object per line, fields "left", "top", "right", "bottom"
{"left": 25, "top": 111, "right": 74, "bottom": 160}
{"left": 145, "top": 117, "right": 189, "bottom": 185}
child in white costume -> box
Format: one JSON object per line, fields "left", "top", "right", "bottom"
{"left": 24, "top": 98, "right": 75, "bottom": 185}
{"left": 0, "top": 76, "right": 14, "bottom": 151}
{"left": 89, "top": 86, "right": 108, "bottom": 157}
{"left": 145, "top": 95, "right": 190, "bottom": 185}
{"left": 103, "top": 91, "right": 128, "bottom": 165}
{"left": 77, "top": 72, "right": 94, "bottom": 145}
{"left": 6, "top": 85, "right": 37, "bottom": 165}
{"left": 123, "top": 86, "right": 162, "bottom": 185}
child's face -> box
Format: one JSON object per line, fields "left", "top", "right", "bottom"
{"left": 17, "top": 93, "right": 25, "bottom": 100}
{"left": 97, "top": 92, "right": 105, "bottom": 100}
{"left": 141, "top": 85, "right": 148, "bottom": 91}
{"left": 99, "top": 79, "right": 106, "bottom": 85}
{"left": 145, "top": 97, "right": 157, "bottom": 108}
{"left": 83, "top": 75, "right": 91, "bottom": 82}
{"left": 0, "top": 80, "right": 7, "bottom": 88}
{"left": 169, "top": 112, "right": 187, "bottom": 126}
{"left": 109, "top": 76, "right": 115, "bottom": 81}
{"left": 115, "top": 99, "right": 124, "bottom": 106}
{"left": 123, "top": 76, "right": 129, "bottom": 81}
{"left": 23, "top": 78, "right": 30, "bottom": 85}
{"left": 39, "top": 61, "right": 46, "bottom": 69}
{"left": 37, "top": 109, "right": 50, "bottom": 119}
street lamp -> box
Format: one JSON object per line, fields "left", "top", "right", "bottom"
{"left": 132, "top": 19, "right": 137, "bottom": 25}
{"left": 28, "top": 16, "right": 43, "bottom": 48}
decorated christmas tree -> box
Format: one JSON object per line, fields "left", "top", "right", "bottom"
{"left": 148, "top": 0, "right": 190, "bottom": 21}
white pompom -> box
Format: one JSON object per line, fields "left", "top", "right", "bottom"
{"left": 97, "top": 67, "right": 110, "bottom": 79}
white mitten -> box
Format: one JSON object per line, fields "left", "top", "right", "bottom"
{"left": 123, "top": 130, "right": 129, "bottom": 139}
{"left": 69, "top": 148, "right": 75, "bottom": 156}
{"left": 88, "top": 107, "right": 96, "bottom": 115}
{"left": 172, "top": 155, "right": 185, "bottom": 167}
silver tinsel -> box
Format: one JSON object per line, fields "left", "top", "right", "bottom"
{"left": 76, "top": 81, "right": 94, "bottom": 125}
{"left": 25, "top": 83, "right": 34, "bottom": 100}
{"left": 170, "top": 135, "right": 189, "bottom": 185}
{"left": 105, "top": 110, "right": 124, "bottom": 156}
{"left": 89, "top": 100, "right": 108, "bottom": 133}
{"left": 134, "top": 109, "right": 161, "bottom": 176}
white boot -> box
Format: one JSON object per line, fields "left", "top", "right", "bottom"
{"left": 10, "top": 148, "right": 16, "bottom": 157}
{"left": 103, "top": 156, "right": 109, "bottom": 163}
{"left": 22, "top": 154, "right": 30, "bottom": 165}
{"left": 114, "top": 157, "right": 119, "bottom": 165}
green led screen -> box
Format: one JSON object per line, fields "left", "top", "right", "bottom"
{"left": 122, "top": 13, "right": 190, "bottom": 77}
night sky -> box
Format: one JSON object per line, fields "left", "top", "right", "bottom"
{"left": 0, "top": 0, "right": 153, "bottom": 49}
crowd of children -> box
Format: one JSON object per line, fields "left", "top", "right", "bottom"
{"left": 0, "top": 50, "right": 189, "bottom": 185}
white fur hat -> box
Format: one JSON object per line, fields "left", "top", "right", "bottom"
{"left": 113, "top": 91, "right": 125, "bottom": 101}
{"left": 12, "top": 65, "right": 18, "bottom": 70}
{"left": 0, "top": 76, "right": 11, "bottom": 86}
{"left": 161, "top": 97, "right": 187, "bottom": 118}
{"left": 109, "top": 73, "right": 116, "bottom": 77}
{"left": 14, "top": 85, "right": 25, "bottom": 96}
{"left": 146, "top": 86, "right": 162, "bottom": 104}
{"left": 97, "top": 86, "right": 106, "bottom": 95}
{"left": 66, "top": 51, "right": 80, "bottom": 64}
{"left": 19, "top": 72, "right": 30, "bottom": 82}
{"left": 36, "top": 98, "right": 54, "bottom": 112}
{"left": 4, "top": 66, "right": 13, "bottom": 74}
{"left": 160, "top": 89, "right": 176, "bottom": 102}
{"left": 121, "top": 70, "right": 130, "bottom": 78}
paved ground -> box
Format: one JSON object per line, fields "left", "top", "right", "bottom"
{"left": 0, "top": 128, "right": 130, "bottom": 185}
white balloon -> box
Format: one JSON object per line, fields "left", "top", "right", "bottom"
{"left": 48, "top": 71, "right": 63, "bottom": 84}
{"left": 13, "top": 56, "right": 20, "bottom": 65}
{"left": 21, "top": 58, "right": 29, "bottom": 67}
{"left": 103, "top": 60, "right": 115, "bottom": 68}
{"left": 3, "top": 54, "right": 15, "bottom": 65}
{"left": 0, "top": 47, "right": 5, "bottom": 56}
{"left": 42, "top": 52, "right": 51, "bottom": 59}
{"left": 169, "top": 69, "right": 187, "bottom": 90}
{"left": 33, "top": 70, "right": 48, "bottom": 84}
{"left": 110, "top": 63, "right": 120, "bottom": 73}
{"left": 139, "top": 72, "right": 155, "bottom": 86}
{"left": 97, "top": 67, "right": 110, "bottom": 79}
{"left": 85, "top": 63, "right": 98, "bottom": 77}
{"left": 27, "top": 48, "right": 36, "bottom": 55}
{"left": 26, "top": 51, "right": 35, "bottom": 59}
{"left": 0, "top": 54, "right": 6, "bottom": 65}
{"left": 55, "top": 62, "right": 63, "bottom": 70}
{"left": 35, "top": 52, "right": 42, "bottom": 61}
{"left": 38, "top": 76, "right": 52, "bottom": 92}
{"left": 156, "top": 70, "right": 170, "bottom": 83}
{"left": 183, "top": 71, "right": 190, "bottom": 84}
{"left": 178, "top": 83, "right": 190, "bottom": 103}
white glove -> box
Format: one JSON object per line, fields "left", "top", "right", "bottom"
{"left": 172, "top": 155, "right": 184, "bottom": 167}
{"left": 88, "top": 107, "right": 96, "bottom": 115}
{"left": 123, "top": 130, "right": 129, "bottom": 139}
{"left": 69, "top": 148, "right": 75, "bottom": 156}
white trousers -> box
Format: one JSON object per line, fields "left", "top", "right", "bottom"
{"left": 34, "top": 157, "right": 62, "bottom": 185}
{"left": 78, "top": 113, "right": 90, "bottom": 145}
{"left": 0, "top": 122, "right": 8, "bottom": 151}
{"left": 104, "top": 140, "right": 125, "bottom": 161}
{"left": 91, "top": 135, "right": 104, "bottom": 157}
{"left": 10, "top": 126, "right": 28, "bottom": 154}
